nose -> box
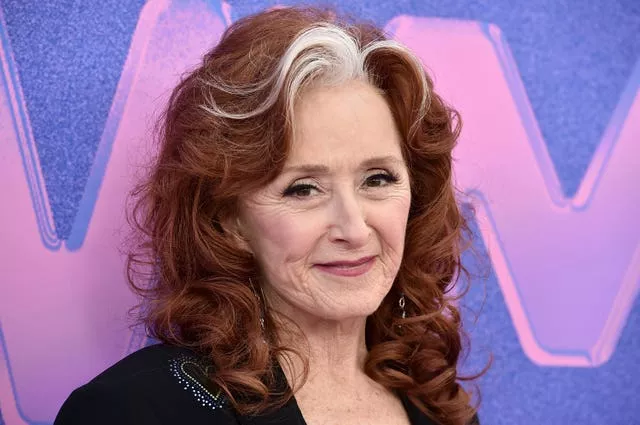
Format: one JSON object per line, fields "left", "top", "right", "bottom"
{"left": 327, "top": 189, "right": 371, "bottom": 247}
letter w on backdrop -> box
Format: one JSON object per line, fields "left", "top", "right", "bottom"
{"left": 0, "top": 0, "right": 638, "bottom": 423}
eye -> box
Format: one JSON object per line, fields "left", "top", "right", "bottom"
{"left": 282, "top": 183, "right": 320, "bottom": 198}
{"left": 364, "top": 171, "right": 400, "bottom": 188}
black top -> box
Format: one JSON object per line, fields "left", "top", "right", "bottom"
{"left": 55, "top": 344, "right": 473, "bottom": 425}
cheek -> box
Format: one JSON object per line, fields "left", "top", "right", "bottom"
{"left": 373, "top": 196, "right": 411, "bottom": 254}
{"left": 247, "top": 210, "right": 323, "bottom": 264}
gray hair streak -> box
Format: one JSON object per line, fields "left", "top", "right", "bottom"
{"left": 200, "top": 22, "right": 429, "bottom": 126}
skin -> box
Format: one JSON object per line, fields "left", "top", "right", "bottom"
{"left": 235, "top": 80, "right": 413, "bottom": 424}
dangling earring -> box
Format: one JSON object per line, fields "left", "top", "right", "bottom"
{"left": 399, "top": 292, "right": 406, "bottom": 320}
{"left": 249, "top": 277, "right": 266, "bottom": 333}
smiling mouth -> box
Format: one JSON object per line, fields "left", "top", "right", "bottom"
{"left": 314, "top": 256, "right": 376, "bottom": 277}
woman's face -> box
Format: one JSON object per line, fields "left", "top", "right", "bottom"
{"left": 237, "top": 80, "right": 412, "bottom": 323}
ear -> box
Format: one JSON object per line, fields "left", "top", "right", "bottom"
{"left": 221, "top": 215, "right": 254, "bottom": 255}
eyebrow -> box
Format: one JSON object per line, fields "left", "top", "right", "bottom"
{"left": 282, "top": 155, "right": 405, "bottom": 175}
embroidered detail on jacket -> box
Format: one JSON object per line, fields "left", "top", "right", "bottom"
{"left": 169, "top": 354, "right": 226, "bottom": 410}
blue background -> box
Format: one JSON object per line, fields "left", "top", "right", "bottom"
{"left": 0, "top": 0, "right": 638, "bottom": 423}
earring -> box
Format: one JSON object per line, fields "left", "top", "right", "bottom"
{"left": 399, "top": 292, "right": 406, "bottom": 320}
{"left": 249, "top": 278, "right": 266, "bottom": 332}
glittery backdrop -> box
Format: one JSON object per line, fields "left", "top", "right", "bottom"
{"left": 0, "top": 0, "right": 638, "bottom": 424}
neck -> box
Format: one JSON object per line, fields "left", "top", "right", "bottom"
{"left": 265, "top": 296, "right": 370, "bottom": 390}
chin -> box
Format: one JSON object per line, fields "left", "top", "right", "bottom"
{"left": 312, "top": 299, "right": 384, "bottom": 322}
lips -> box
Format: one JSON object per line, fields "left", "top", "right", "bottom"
{"left": 314, "top": 256, "right": 376, "bottom": 277}
{"left": 319, "top": 256, "right": 375, "bottom": 267}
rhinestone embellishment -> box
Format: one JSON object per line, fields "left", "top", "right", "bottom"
{"left": 169, "top": 354, "right": 226, "bottom": 410}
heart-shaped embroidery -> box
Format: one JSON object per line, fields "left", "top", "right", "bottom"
{"left": 169, "top": 355, "right": 226, "bottom": 410}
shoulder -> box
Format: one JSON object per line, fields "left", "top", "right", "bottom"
{"left": 54, "top": 344, "right": 236, "bottom": 425}
{"left": 401, "top": 393, "right": 481, "bottom": 425}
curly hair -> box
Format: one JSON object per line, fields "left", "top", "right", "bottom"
{"left": 127, "top": 6, "right": 483, "bottom": 425}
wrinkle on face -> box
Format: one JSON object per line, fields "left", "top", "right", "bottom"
{"left": 236, "top": 80, "right": 412, "bottom": 325}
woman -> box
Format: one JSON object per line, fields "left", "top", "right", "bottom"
{"left": 55, "top": 6, "right": 482, "bottom": 425}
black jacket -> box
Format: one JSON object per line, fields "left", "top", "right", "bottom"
{"left": 55, "top": 344, "right": 472, "bottom": 425}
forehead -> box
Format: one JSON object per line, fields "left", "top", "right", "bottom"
{"left": 288, "top": 80, "right": 404, "bottom": 166}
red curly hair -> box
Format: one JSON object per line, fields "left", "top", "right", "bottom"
{"left": 127, "top": 6, "right": 483, "bottom": 425}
